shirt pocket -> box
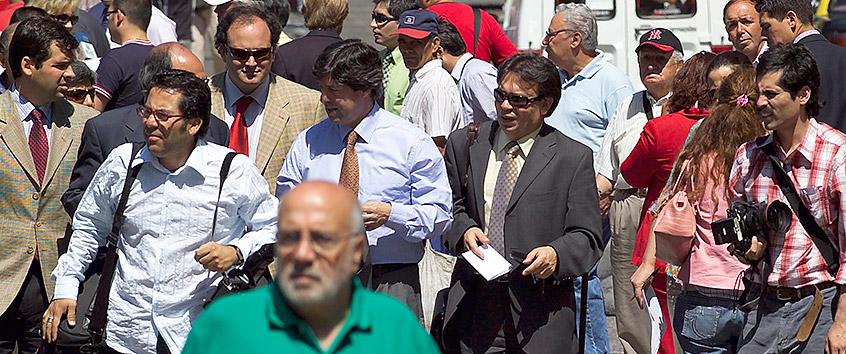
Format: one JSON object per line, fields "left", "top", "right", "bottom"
{"left": 800, "top": 186, "right": 831, "bottom": 227}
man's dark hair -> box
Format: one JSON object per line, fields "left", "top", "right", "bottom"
{"left": 438, "top": 19, "right": 465, "bottom": 56}
{"left": 373, "top": 0, "right": 419, "bottom": 19}
{"left": 138, "top": 49, "right": 172, "bottom": 93}
{"left": 214, "top": 4, "right": 283, "bottom": 55}
{"left": 9, "top": 17, "right": 78, "bottom": 79}
{"left": 313, "top": 39, "right": 381, "bottom": 98}
{"left": 706, "top": 50, "right": 752, "bottom": 76}
{"left": 497, "top": 52, "right": 561, "bottom": 117}
{"left": 149, "top": 69, "right": 212, "bottom": 138}
{"left": 9, "top": 6, "right": 50, "bottom": 24}
{"left": 113, "top": 0, "right": 153, "bottom": 31}
{"left": 262, "top": 0, "right": 290, "bottom": 27}
{"left": 67, "top": 61, "right": 96, "bottom": 86}
{"left": 756, "top": 43, "right": 822, "bottom": 117}
{"left": 755, "top": 0, "right": 813, "bottom": 24}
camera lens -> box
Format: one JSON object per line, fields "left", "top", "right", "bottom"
{"left": 765, "top": 200, "right": 792, "bottom": 233}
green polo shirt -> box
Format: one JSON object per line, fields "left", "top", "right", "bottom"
{"left": 182, "top": 279, "right": 440, "bottom": 354}
{"left": 380, "top": 46, "right": 409, "bottom": 116}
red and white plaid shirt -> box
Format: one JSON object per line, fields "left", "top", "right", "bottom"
{"left": 729, "top": 119, "right": 846, "bottom": 288}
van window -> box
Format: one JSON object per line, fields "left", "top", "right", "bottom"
{"left": 585, "top": 0, "right": 616, "bottom": 19}
{"left": 636, "top": 0, "right": 696, "bottom": 18}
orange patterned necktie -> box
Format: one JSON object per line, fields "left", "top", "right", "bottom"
{"left": 339, "top": 130, "right": 359, "bottom": 194}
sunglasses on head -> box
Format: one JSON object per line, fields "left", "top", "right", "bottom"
{"left": 64, "top": 88, "right": 95, "bottom": 103}
{"left": 494, "top": 88, "right": 541, "bottom": 108}
{"left": 371, "top": 12, "right": 398, "bottom": 25}
{"left": 51, "top": 14, "right": 79, "bottom": 25}
{"left": 227, "top": 47, "right": 273, "bottom": 62}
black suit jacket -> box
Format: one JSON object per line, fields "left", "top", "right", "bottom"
{"left": 271, "top": 29, "right": 343, "bottom": 91}
{"left": 442, "top": 121, "right": 603, "bottom": 352}
{"left": 798, "top": 33, "right": 846, "bottom": 132}
{"left": 61, "top": 103, "right": 230, "bottom": 216}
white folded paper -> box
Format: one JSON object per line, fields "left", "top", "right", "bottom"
{"left": 461, "top": 244, "right": 513, "bottom": 281}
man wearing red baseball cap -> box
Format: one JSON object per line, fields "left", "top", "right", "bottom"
{"left": 394, "top": 9, "right": 462, "bottom": 153}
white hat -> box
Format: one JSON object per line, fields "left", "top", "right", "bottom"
{"left": 203, "top": 0, "right": 232, "bottom": 5}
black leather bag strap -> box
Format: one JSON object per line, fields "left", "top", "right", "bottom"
{"left": 642, "top": 91, "right": 654, "bottom": 121}
{"left": 210, "top": 152, "right": 238, "bottom": 238}
{"left": 472, "top": 7, "right": 481, "bottom": 55}
{"left": 761, "top": 142, "right": 839, "bottom": 276}
{"left": 88, "top": 142, "right": 144, "bottom": 339}
{"left": 578, "top": 273, "right": 588, "bottom": 354}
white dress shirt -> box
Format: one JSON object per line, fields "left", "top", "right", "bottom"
{"left": 402, "top": 59, "right": 463, "bottom": 137}
{"left": 223, "top": 73, "right": 271, "bottom": 159}
{"left": 53, "top": 140, "right": 278, "bottom": 354}
{"left": 148, "top": 5, "right": 178, "bottom": 45}
{"left": 594, "top": 90, "right": 670, "bottom": 190}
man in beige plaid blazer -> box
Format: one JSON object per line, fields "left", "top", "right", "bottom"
{"left": 210, "top": 4, "right": 324, "bottom": 195}
{"left": 0, "top": 19, "right": 98, "bottom": 353}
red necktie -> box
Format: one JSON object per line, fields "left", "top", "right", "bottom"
{"left": 229, "top": 96, "right": 252, "bottom": 155}
{"left": 28, "top": 108, "right": 48, "bottom": 183}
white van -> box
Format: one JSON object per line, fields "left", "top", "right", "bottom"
{"left": 502, "top": 0, "right": 734, "bottom": 88}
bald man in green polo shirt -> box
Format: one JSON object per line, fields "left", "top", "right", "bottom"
{"left": 182, "top": 181, "right": 439, "bottom": 354}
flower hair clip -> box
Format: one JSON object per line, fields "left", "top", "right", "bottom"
{"left": 736, "top": 94, "right": 749, "bottom": 107}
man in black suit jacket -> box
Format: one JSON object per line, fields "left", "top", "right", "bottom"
{"left": 442, "top": 53, "right": 603, "bottom": 353}
{"left": 62, "top": 43, "right": 230, "bottom": 215}
{"left": 758, "top": 0, "right": 846, "bottom": 132}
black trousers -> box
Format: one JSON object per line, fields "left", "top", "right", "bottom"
{"left": 0, "top": 260, "right": 48, "bottom": 354}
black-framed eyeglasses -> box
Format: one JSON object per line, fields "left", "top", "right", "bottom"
{"left": 137, "top": 106, "right": 184, "bottom": 122}
{"left": 64, "top": 88, "right": 95, "bottom": 103}
{"left": 371, "top": 12, "right": 398, "bottom": 25}
{"left": 227, "top": 47, "right": 273, "bottom": 62}
{"left": 494, "top": 88, "right": 541, "bottom": 108}
{"left": 104, "top": 9, "right": 119, "bottom": 16}
{"left": 52, "top": 14, "right": 79, "bottom": 25}
{"left": 545, "top": 28, "right": 575, "bottom": 41}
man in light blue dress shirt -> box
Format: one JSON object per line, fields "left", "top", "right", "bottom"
{"left": 276, "top": 40, "right": 452, "bottom": 321}
{"left": 438, "top": 19, "right": 498, "bottom": 123}
{"left": 542, "top": 4, "right": 634, "bottom": 354}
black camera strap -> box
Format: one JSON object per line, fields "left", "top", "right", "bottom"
{"left": 88, "top": 142, "right": 144, "bottom": 340}
{"left": 209, "top": 152, "right": 238, "bottom": 238}
{"left": 761, "top": 142, "right": 839, "bottom": 277}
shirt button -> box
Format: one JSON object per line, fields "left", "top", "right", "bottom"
{"left": 26, "top": 246, "right": 34, "bottom": 254}
{"left": 31, "top": 192, "right": 39, "bottom": 200}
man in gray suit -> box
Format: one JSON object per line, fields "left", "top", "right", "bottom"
{"left": 442, "top": 52, "right": 603, "bottom": 353}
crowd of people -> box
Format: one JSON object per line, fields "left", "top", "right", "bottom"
{"left": 1, "top": 0, "right": 846, "bottom": 353}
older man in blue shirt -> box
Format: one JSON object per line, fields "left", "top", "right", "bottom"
{"left": 276, "top": 39, "right": 452, "bottom": 321}
{"left": 542, "top": 3, "right": 633, "bottom": 354}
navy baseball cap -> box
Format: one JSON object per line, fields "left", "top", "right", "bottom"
{"left": 636, "top": 28, "right": 683, "bottom": 55}
{"left": 393, "top": 9, "right": 439, "bottom": 39}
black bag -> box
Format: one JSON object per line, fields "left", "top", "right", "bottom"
{"left": 55, "top": 142, "right": 144, "bottom": 352}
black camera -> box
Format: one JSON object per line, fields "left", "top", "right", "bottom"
{"left": 711, "top": 200, "right": 792, "bottom": 254}
{"left": 206, "top": 243, "right": 276, "bottom": 306}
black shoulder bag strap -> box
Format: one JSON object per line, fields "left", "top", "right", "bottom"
{"left": 88, "top": 142, "right": 144, "bottom": 340}
{"left": 642, "top": 91, "right": 654, "bottom": 121}
{"left": 209, "top": 152, "right": 238, "bottom": 238}
{"left": 472, "top": 7, "right": 481, "bottom": 55}
{"left": 761, "top": 142, "right": 840, "bottom": 276}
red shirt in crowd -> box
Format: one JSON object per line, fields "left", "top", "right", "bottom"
{"left": 0, "top": 0, "right": 24, "bottom": 31}
{"left": 621, "top": 107, "right": 710, "bottom": 266}
{"left": 427, "top": 2, "right": 518, "bottom": 64}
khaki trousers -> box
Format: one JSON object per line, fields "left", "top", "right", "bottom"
{"left": 609, "top": 190, "right": 648, "bottom": 354}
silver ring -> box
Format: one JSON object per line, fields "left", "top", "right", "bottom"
{"left": 46, "top": 317, "right": 54, "bottom": 323}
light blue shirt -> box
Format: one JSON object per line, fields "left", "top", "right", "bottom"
{"left": 11, "top": 83, "right": 53, "bottom": 144}
{"left": 53, "top": 140, "right": 279, "bottom": 354}
{"left": 546, "top": 51, "right": 634, "bottom": 157}
{"left": 276, "top": 103, "right": 452, "bottom": 264}
{"left": 451, "top": 53, "right": 498, "bottom": 123}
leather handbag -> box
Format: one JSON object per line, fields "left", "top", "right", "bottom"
{"left": 653, "top": 159, "right": 696, "bottom": 265}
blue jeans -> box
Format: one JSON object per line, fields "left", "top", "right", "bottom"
{"left": 673, "top": 291, "right": 744, "bottom": 354}
{"left": 574, "top": 217, "right": 611, "bottom": 354}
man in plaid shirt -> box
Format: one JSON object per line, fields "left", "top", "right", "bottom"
{"left": 729, "top": 43, "right": 846, "bottom": 353}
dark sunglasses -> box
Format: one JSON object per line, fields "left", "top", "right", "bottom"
{"left": 64, "top": 88, "right": 95, "bottom": 103}
{"left": 105, "top": 9, "right": 119, "bottom": 16}
{"left": 494, "top": 88, "right": 541, "bottom": 108}
{"left": 137, "top": 106, "right": 184, "bottom": 122}
{"left": 227, "top": 47, "right": 273, "bottom": 62}
{"left": 51, "top": 14, "right": 79, "bottom": 25}
{"left": 371, "top": 12, "right": 398, "bottom": 25}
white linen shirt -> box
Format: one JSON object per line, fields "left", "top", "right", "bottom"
{"left": 402, "top": 59, "right": 464, "bottom": 137}
{"left": 52, "top": 140, "right": 278, "bottom": 354}
{"left": 594, "top": 90, "right": 670, "bottom": 190}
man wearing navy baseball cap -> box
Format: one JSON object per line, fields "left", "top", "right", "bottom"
{"left": 394, "top": 9, "right": 463, "bottom": 152}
